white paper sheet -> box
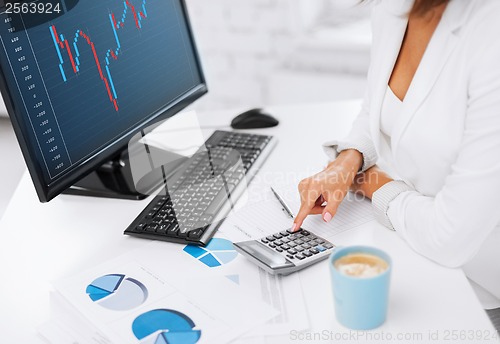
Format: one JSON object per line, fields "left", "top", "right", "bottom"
{"left": 50, "top": 241, "right": 278, "bottom": 344}
{"left": 163, "top": 231, "right": 310, "bottom": 336}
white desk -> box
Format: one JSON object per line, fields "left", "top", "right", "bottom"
{"left": 0, "top": 100, "right": 497, "bottom": 343}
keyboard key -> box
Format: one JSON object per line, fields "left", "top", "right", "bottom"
{"left": 205, "top": 188, "right": 230, "bottom": 216}
{"left": 157, "top": 224, "right": 169, "bottom": 234}
{"left": 135, "top": 223, "right": 146, "bottom": 232}
{"left": 316, "top": 245, "right": 326, "bottom": 252}
{"left": 178, "top": 227, "right": 189, "bottom": 238}
{"left": 146, "top": 224, "right": 157, "bottom": 232}
{"left": 188, "top": 229, "right": 204, "bottom": 239}
{"left": 302, "top": 236, "right": 313, "bottom": 243}
{"left": 314, "top": 239, "right": 325, "bottom": 245}
{"left": 166, "top": 224, "right": 179, "bottom": 236}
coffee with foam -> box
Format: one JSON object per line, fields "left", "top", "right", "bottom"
{"left": 334, "top": 253, "right": 388, "bottom": 278}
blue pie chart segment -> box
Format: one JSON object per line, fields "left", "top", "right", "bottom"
{"left": 86, "top": 274, "right": 148, "bottom": 311}
{"left": 132, "top": 309, "right": 201, "bottom": 344}
{"left": 90, "top": 274, "right": 124, "bottom": 293}
{"left": 184, "top": 238, "right": 238, "bottom": 268}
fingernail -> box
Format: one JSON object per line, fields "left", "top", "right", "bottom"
{"left": 291, "top": 223, "right": 297, "bottom": 232}
{"left": 323, "top": 212, "right": 332, "bottom": 223}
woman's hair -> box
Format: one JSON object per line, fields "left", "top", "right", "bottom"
{"left": 410, "top": 0, "right": 448, "bottom": 16}
{"left": 361, "top": 0, "right": 448, "bottom": 16}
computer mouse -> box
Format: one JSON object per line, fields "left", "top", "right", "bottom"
{"left": 230, "top": 108, "right": 279, "bottom": 129}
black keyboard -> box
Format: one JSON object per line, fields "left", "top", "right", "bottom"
{"left": 124, "top": 130, "right": 277, "bottom": 245}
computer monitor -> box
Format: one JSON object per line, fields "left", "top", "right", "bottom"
{"left": 0, "top": 0, "right": 207, "bottom": 202}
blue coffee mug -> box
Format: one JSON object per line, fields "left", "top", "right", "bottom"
{"left": 329, "top": 245, "right": 392, "bottom": 330}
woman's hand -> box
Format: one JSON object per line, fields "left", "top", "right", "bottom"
{"left": 350, "top": 165, "right": 393, "bottom": 200}
{"left": 293, "top": 149, "right": 363, "bottom": 231}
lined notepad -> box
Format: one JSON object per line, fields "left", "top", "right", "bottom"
{"left": 220, "top": 183, "right": 375, "bottom": 242}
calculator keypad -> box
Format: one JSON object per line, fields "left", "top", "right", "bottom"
{"left": 260, "top": 229, "right": 334, "bottom": 261}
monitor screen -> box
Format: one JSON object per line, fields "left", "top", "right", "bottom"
{"left": 0, "top": 0, "right": 206, "bottom": 202}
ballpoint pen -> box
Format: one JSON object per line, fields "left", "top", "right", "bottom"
{"left": 270, "top": 186, "right": 295, "bottom": 219}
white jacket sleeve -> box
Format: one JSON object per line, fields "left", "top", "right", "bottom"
{"left": 380, "top": 36, "right": 500, "bottom": 268}
{"left": 323, "top": 90, "right": 378, "bottom": 172}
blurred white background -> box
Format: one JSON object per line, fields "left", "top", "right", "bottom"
{"left": 187, "top": 0, "right": 372, "bottom": 110}
{"left": 0, "top": 0, "right": 372, "bottom": 217}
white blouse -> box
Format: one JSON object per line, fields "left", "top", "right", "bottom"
{"left": 380, "top": 86, "right": 403, "bottom": 138}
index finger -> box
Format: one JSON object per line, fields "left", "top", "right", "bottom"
{"left": 293, "top": 188, "right": 320, "bottom": 231}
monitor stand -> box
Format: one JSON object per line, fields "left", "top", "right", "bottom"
{"left": 62, "top": 145, "right": 188, "bottom": 200}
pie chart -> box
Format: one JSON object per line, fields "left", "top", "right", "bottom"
{"left": 132, "top": 309, "right": 201, "bottom": 344}
{"left": 183, "top": 238, "right": 238, "bottom": 268}
{"left": 86, "top": 274, "right": 148, "bottom": 311}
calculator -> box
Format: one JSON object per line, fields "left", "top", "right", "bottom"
{"left": 233, "top": 228, "right": 336, "bottom": 275}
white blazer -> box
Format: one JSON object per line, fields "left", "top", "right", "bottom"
{"left": 330, "top": 0, "right": 500, "bottom": 308}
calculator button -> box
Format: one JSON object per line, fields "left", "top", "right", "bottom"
{"left": 295, "top": 234, "right": 304, "bottom": 239}
{"left": 280, "top": 231, "right": 290, "bottom": 237}
{"left": 295, "top": 253, "right": 305, "bottom": 260}
{"left": 261, "top": 238, "right": 269, "bottom": 244}
{"left": 301, "top": 230, "right": 310, "bottom": 236}
{"left": 269, "top": 243, "right": 276, "bottom": 248}
{"left": 288, "top": 242, "right": 297, "bottom": 248}
{"left": 316, "top": 245, "right": 326, "bottom": 252}
{"left": 287, "top": 254, "right": 295, "bottom": 259}
{"left": 303, "top": 251, "right": 312, "bottom": 257}
{"left": 287, "top": 249, "right": 297, "bottom": 255}
{"left": 282, "top": 237, "right": 290, "bottom": 243}
{"left": 302, "top": 243, "right": 312, "bottom": 249}
{"left": 273, "top": 233, "right": 283, "bottom": 239}
{"left": 323, "top": 242, "right": 334, "bottom": 249}
{"left": 274, "top": 239, "right": 283, "bottom": 246}
{"left": 266, "top": 236, "right": 276, "bottom": 241}
{"left": 281, "top": 244, "right": 290, "bottom": 250}
{"left": 314, "top": 239, "right": 325, "bottom": 245}
{"left": 295, "top": 239, "right": 304, "bottom": 245}
{"left": 309, "top": 248, "right": 319, "bottom": 255}
{"left": 276, "top": 247, "right": 283, "bottom": 252}
{"left": 295, "top": 246, "right": 304, "bottom": 252}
